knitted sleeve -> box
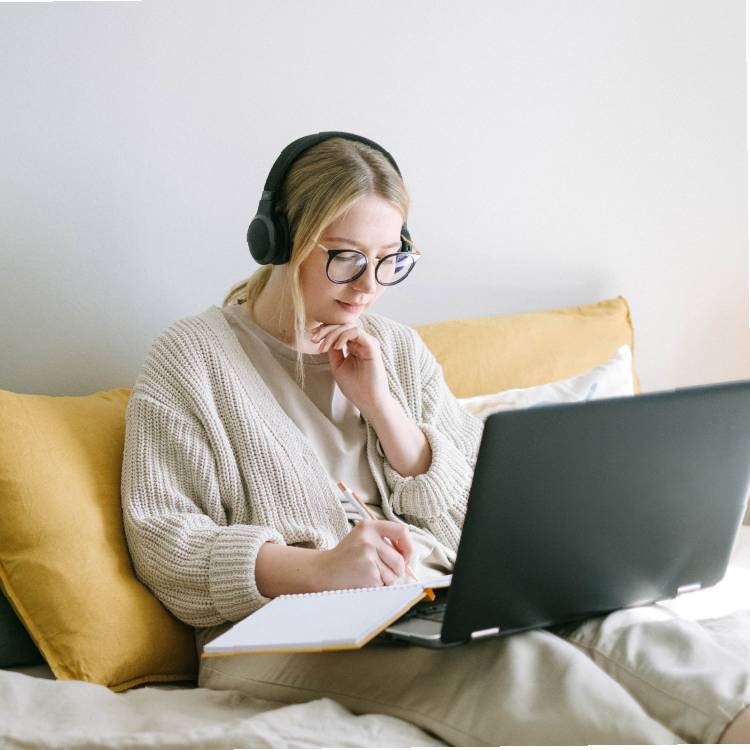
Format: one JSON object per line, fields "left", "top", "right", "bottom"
{"left": 382, "top": 327, "right": 485, "bottom": 549}
{"left": 121, "top": 394, "right": 286, "bottom": 628}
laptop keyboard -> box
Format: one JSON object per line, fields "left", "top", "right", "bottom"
{"left": 412, "top": 599, "right": 447, "bottom": 622}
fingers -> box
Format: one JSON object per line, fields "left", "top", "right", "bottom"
{"left": 375, "top": 557, "right": 398, "bottom": 586}
{"left": 377, "top": 541, "right": 406, "bottom": 584}
{"left": 371, "top": 520, "right": 414, "bottom": 566}
{"left": 307, "top": 323, "right": 338, "bottom": 339}
{"left": 305, "top": 322, "right": 381, "bottom": 359}
{"left": 351, "top": 519, "right": 412, "bottom": 586}
{"left": 308, "top": 322, "right": 352, "bottom": 338}
{"left": 321, "top": 328, "right": 361, "bottom": 354}
{"left": 313, "top": 325, "right": 362, "bottom": 354}
{"left": 310, "top": 324, "right": 355, "bottom": 343}
{"left": 327, "top": 344, "right": 346, "bottom": 368}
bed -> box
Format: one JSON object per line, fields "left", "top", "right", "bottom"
{"left": 1, "top": 527, "right": 748, "bottom": 749}
{"left": 1, "top": 296, "right": 748, "bottom": 748}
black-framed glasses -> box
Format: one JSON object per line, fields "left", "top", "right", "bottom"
{"left": 316, "top": 239, "right": 423, "bottom": 286}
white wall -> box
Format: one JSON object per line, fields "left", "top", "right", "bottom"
{"left": 0, "top": 0, "right": 746, "bottom": 397}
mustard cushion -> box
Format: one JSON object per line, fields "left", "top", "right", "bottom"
{"left": 414, "top": 295, "right": 641, "bottom": 398}
{"left": 0, "top": 387, "right": 197, "bottom": 691}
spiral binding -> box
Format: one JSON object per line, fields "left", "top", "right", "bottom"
{"left": 279, "top": 582, "right": 423, "bottom": 599}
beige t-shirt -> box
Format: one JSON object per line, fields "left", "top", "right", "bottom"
{"left": 221, "top": 299, "right": 453, "bottom": 585}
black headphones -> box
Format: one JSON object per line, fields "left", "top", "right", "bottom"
{"left": 247, "top": 131, "right": 412, "bottom": 266}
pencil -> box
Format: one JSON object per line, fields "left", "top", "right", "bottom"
{"left": 337, "top": 480, "right": 419, "bottom": 583}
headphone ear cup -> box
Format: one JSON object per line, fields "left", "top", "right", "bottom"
{"left": 247, "top": 213, "right": 275, "bottom": 265}
{"left": 247, "top": 198, "right": 293, "bottom": 265}
{"left": 400, "top": 224, "right": 412, "bottom": 253}
{"left": 273, "top": 212, "right": 292, "bottom": 265}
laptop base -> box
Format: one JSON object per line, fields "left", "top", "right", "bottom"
{"left": 376, "top": 619, "right": 466, "bottom": 648}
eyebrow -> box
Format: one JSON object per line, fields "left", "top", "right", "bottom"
{"left": 323, "top": 237, "right": 402, "bottom": 251}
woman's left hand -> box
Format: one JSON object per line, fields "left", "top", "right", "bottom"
{"left": 308, "top": 321, "right": 391, "bottom": 419}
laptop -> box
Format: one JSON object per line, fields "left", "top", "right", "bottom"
{"left": 378, "top": 378, "right": 750, "bottom": 648}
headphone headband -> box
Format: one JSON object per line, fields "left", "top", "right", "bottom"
{"left": 247, "top": 131, "right": 411, "bottom": 266}
{"left": 263, "top": 131, "right": 403, "bottom": 194}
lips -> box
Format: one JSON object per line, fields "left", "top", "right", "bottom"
{"left": 336, "top": 299, "right": 365, "bottom": 315}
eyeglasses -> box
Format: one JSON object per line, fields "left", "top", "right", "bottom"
{"left": 316, "top": 239, "right": 423, "bottom": 286}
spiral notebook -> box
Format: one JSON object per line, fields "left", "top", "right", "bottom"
{"left": 201, "top": 574, "right": 452, "bottom": 658}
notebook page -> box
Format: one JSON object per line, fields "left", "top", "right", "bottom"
{"left": 422, "top": 574, "right": 452, "bottom": 589}
{"left": 204, "top": 582, "right": 427, "bottom": 654}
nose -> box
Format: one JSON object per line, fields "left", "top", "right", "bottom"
{"left": 352, "top": 258, "right": 378, "bottom": 294}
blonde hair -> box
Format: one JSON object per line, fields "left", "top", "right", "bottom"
{"left": 223, "top": 137, "right": 411, "bottom": 389}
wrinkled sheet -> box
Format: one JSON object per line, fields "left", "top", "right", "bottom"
{"left": 0, "top": 672, "right": 445, "bottom": 749}
{"left": 1, "top": 528, "right": 748, "bottom": 750}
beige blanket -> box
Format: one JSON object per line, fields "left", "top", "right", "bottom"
{"left": 0, "top": 670, "right": 445, "bottom": 749}
{"left": 2, "top": 528, "right": 748, "bottom": 750}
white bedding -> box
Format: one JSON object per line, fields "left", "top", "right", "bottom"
{"left": 2, "top": 526, "right": 749, "bottom": 750}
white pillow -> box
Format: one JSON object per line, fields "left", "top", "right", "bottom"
{"left": 458, "top": 345, "right": 635, "bottom": 421}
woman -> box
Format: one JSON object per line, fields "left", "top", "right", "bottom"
{"left": 121, "top": 132, "right": 750, "bottom": 745}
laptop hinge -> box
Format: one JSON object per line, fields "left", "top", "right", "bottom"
{"left": 471, "top": 626, "right": 500, "bottom": 640}
{"left": 677, "top": 582, "right": 702, "bottom": 595}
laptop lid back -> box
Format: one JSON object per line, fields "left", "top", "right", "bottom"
{"left": 441, "top": 379, "right": 750, "bottom": 644}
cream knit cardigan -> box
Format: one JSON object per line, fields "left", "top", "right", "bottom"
{"left": 121, "top": 305, "right": 484, "bottom": 628}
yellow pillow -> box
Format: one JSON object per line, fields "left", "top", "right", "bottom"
{"left": 414, "top": 296, "right": 641, "bottom": 398}
{"left": 0, "top": 387, "right": 196, "bottom": 691}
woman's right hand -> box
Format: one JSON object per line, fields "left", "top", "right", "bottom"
{"left": 314, "top": 519, "right": 415, "bottom": 590}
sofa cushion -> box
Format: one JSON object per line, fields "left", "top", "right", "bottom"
{"left": 0, "top": 387, "right": 197, "bottom": 691}
{"left": 414, "top": 295, "right": 640, "bottom": 398}
{"left": 458, "top": 343, "right": 634, "bottom": 420}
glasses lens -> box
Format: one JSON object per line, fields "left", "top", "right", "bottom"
{"left": 376, "top": 253, "right": 415, "bottom": 285}
{"left": 327, "top": 250, "right": 367, "bottom": 283}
